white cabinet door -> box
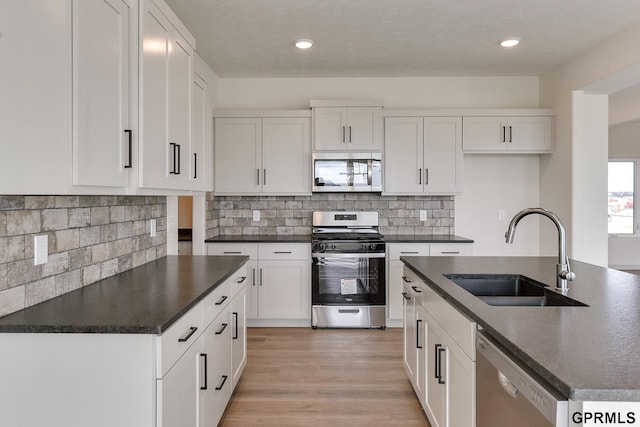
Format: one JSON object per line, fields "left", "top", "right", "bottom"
{"left": 507, "top": 116, "right": 553, "bottom": 153}
{"left": 140, "top": 0, "right": 172, "bottom": 189}
{"left": 245, "top": 261, "right": 260, "bottom": 319}
{"left": 157, "top": 340, "right": 199, "bottom": 427}
{"left": 425, "top": 319, "right": 447, "bottom": 427}
{"left": 214, "top": 118, "right": 262, "bottom": 194}
{"left": 384, "top": 117, "right": 424, "bottom": 194}
{"left": 262, "top": 118, "right": 311, "bottom": 194}
{"left": 259, "top": 261, "right": 310, "bottom": 319}
{"left": 191, "top": 71, "right": 208, "bottom": 191}
{"left": 231, "top": 284, "right": 247, "bottom": 386}
{"left": 446, "top": 339, "right": 475, "bottom": 427}
{"left": 313, "top": 107, "right": 347, "bottom": 151}
{"left": 416, "top": 305, "right": 428, "bottom": 405}
{"left": 347, "top": 107, "right": 382, "bottom": 151}
{"left": 402, "top": 284, "right": 417, "bottom": 383}
{"left": 168, "top": 30, "right": 193, "bottom": 189}
{"left": 388, "top": 261, "right": 406, "bottom": 321}
{"left": 73, "top": 0, "right": 131, "bottom": 187}
{"left": 423, "top": 117, "right": 463, "bottom": 193}
{"left": 461, "top": 116, "right": 506, "bottom": 152}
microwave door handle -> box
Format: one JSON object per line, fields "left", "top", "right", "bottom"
{"left": 367, "top": 159, "right": 372, "bottom": 186}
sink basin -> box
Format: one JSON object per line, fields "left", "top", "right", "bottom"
{"left": 443, "top": 274, "right": 587, "bottom": 307}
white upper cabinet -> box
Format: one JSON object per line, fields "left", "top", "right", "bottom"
{"left": 462, "top": 116, "right": 553, "bottom": 153}
{"left": 73, "top": 0, "right": 133, "bottom": 188}
{"left": 190, "top": 68, "right": 209, "bottom": 191}
{"left": 312, "top": 104, "right": 382, "bottom": 151}
{"left": 214, "top": 116, "right": 311, "bottom": 195}
{"left": 139, "top": 0, "right": 195, "bottom": 190}
{"left": 384, "top": 116, "right": 463, "bottom": 195}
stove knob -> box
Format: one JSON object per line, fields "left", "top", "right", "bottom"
{"left": 331, "top": 244, "right": 336, "bottom": 250}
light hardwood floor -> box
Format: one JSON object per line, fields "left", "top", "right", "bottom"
{"left": 219, "top": 327, "right": 431, "bottom": 427}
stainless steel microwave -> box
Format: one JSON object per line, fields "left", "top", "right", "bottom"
{"left": 312, "top": 152, "right": 382, "bottom": 192}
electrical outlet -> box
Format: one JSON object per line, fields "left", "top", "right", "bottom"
{"left": 34, "top": 235, "right": 48, "bottom": 265}
{"left": 253, "top": 210, "right": 260, "bottom": 221}
{"left": 498, "top": 210, "right": 506, "bottom": 221}
{"left": 419, "top": 210, "right": 428, "bottom": 221}
{"left": 150, "top": 219, "right": 157, "bottom": 237}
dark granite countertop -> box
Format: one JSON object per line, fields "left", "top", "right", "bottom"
{"left": 205, "top": 234, "right": 473, "bottom": 244}
{"left": 0, "top": 255, "right": 249, "bottom": 334}
{"left": 205, "top": 235, "right": 312, "bottom": 243}
{"left": 383, "top": 234, "right": 473, "bottom": 243}
{"left": 402, "top": 256, "right": 640, "bottom": 401}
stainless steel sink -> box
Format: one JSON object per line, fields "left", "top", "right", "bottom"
{"left": 443, "top": 274, "right": 587, "bottom": 307}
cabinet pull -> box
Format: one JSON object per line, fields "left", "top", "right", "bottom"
{"left": 233, "top": 312, "right": 238, "bottom": 339}
{"left": 256, "top": 168, "right": 260, "bottom": 185}
{"left": 501, "top": 126, "right": 506, "bottom": 143}
{"left": 178, "top": 326, "right": 198, "bottom": 343}
{"left": 176, "top": 144, "right": 181, "bottom": 174}
{"left": 215, "top": 323, "right": 228, "bottom": 335}
{"left": 200, "top": 353, "right": 208, "bottom": 390}
{"left": 223, "top": 251, "right": 241, "bottom": 254}
{"left": 342, "top": 126, "right": 346, "bottom": 143}
{"left": 418, "top": 168, "right": 421, "bottom": 185}
{"left": 411, "top": 285, "right": 422, "bottom": 293}
{"left": 274, "top": 251, "right": 292, "bottom": 254}
{"left": 437, "top": 346, "right": 446, "bottom": 384}
{"left": 237, "top": 276, "right": 247, "bottom": 283}
{"left": 215, "top": 295, "right": 228, "bottom": 306}
{"left": 259, "top": 268, "right": 263, "bottom": 286}
{"left": 124, "top": 129, "right": 132, "bottom": 169}
{"left": 416, "top": 319, "right": 422, "bottom": 349}
{"left": 215, "top": 375, "right": 228, "bottom": 391}
{"left": 348, "top": 125, "right": 352, "bottom": 142}
{"left": 402, "top": 292, "right": 410, "bottom": 301}
{"left": 434, "top": 344, "right": 441, "bottom": 379}
{"left": 424, "top": 168, "right": 429, "bottom": 185}
{"left": 263, "top": 169, "right": 266, "bottom": 185}
{"left": 252, "top": 268, "right": 256, "bottom": 286}
{"left": 400, "top": 251, "right": 419, "bottom": 254}
{"left": 169, "top": 143, "right": 176, "bottom": 174}
{"left": 508, "top": 125, "right": 513, "bottom": 143}
{"left": 193, "top": 153, "right": 197, "bottom": 179}
{"left": 338, "top": 309, "right": 360, "bottom": 314}
{"left": 401, "top": 276, "right": 412, "bottom": 283}
{"left": 440, "top": 251, "right": 460, "bottom": 254}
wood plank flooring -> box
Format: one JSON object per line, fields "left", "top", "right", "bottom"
{"left": 219, "top": 327, "right": 431, "bottom": 427}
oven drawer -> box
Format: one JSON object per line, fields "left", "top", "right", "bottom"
{"left": 259, "top": 243, "right": 309, "bottom": 260}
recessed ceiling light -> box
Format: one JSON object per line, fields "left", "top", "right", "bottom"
{"left": 294, "top": 39, "right": 313, "bottom": 49}
{"left": 500, "top": 38, "right": 520, "bottom": 48}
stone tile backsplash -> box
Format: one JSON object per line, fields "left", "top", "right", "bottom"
{"left": 0, "top": 196, "right": 166, "bottom": 317}
{"left": 206, "top": 193, "right": 454, "bottom": 237}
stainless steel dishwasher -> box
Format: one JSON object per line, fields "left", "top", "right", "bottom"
{"left": 476, "top": 331, "right": 569, "bottom": 427}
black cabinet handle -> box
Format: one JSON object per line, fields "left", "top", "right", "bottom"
{"left": 402, "top": 276, "right": 412, "bottom": 283}
{"left": 215, "top": 375, "right": 228, "bottom": 391}
{"left": 233, "top": 312, "right": 238, "bottom": 339}
{"left": 411, "top": 285, "right": 422, "bottom": 293}
{"left": 416, "top": 319, "right": 422, "bottom": 349}
{"left": 215, "top": 295, "right": 228, "bottom": 306}
{"left": 402, "top": 292, "right": 410, "bottom": 301}
{"left": 169, "top": 143, "right": 176, "bottom": 174}
{"left": 176, "top": 144, "right": 181, "bottom": 174}
{"left": 418, "top": 168, "right": 421, "bottom": 184}
{"left": 259, "top": 268, "right": 263, "bottom": 286}
{"left": 215, "top": 323, "right": 228, "bottom": 335}
{"left": 440, "top": 251, "right": 460, "bottom": 254}
{"left": 348, "top": 125, "right": 352, "bottom": 142}
{"left": 252, "top": 268, "right": 256, "bottom": 286}
{"left": 274, "top": 251, "right": 292, "bottom": 254}
{"left": 193, "top": 153, "right": 197, "bottom": 179}
{"left": 509, "top": 125, "right": 513, "bottom": 143}
{"left": 124, "top": 129, "right": 132, "bottom": 169}
{"left": 223, "top": 251, "right": 241, "bottom": 254}
{"left": 237, "top": 276, "right": 247, "bottom": 283}
{"left": 435, "top": 344, "right": 446, "bottom": 384}
{"left": 501, "top": 126, "right": 506, "bottom": 143}
{"left": 256, "top": 168, "right": 260, "bottom": 185}
{"left": 263, "top": 169, "right": 266, "bottom": 185}
{"left": 424, "top": 168, "right": 429, "bottom": 185}
{"left": 200, "top": 353, "right": 208, "bottom": 390}
{"left": 178, "top": 326, "right": 198, "bottom": 342}
{"left": 434, "top": 344, "right": 441, "bottom": 379}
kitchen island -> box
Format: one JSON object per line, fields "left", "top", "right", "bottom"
{"left": 402, "top": 255, "right": 640, "bottom": 402}
{"left": 0, "top": 255, "right": 249, "bottom": 427}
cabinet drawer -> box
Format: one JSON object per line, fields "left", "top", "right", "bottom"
{"left": 205, "top": 305, "right": 232, "bottom": 370}
{"left": 259, "top": 243, "right": 309, "bottom": 260}
{"left": 230, "top": 266, "right": 248, "bottom": 298}
{"left": 206, "top": 243, "right": 258, "bottom": 258}
{"left": 388, "top": 243, "right": 430, "bottom": 261}
{"left": 421, "top": 284, "right": 476, "bottom": 360}
{"left": 429, "top": 243, "right": 473, "bottom": 256}
{"left": 402, "top": 268, "right": 427, "bottom": 305}
{"left": 202, "top": 275, "right": 232, "bottom": 328}
{"left": 156, "top": 303, "right": 204, "bottom": 378}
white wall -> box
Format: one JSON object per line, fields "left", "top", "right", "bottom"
{"left": 540, "top": 21, "right": 640, "bottom": 264}
{"left": 610, "top": 84, "right": 640, "bottom": 125}
{"left": 216, "top": 76, "right": 542, "bottom": 255}
{"left": 456, "top": 155, "right": 540, "bottom": 255}
{"left": 609, "top": 120, "right": 640, "bottom": 158}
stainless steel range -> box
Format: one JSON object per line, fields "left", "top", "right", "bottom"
{"left": 311, "top": 211, "right": 386, "bottom": 329}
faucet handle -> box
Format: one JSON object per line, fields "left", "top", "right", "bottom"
{"left": 559, "top": 256, "right": 576, "bottom": 281}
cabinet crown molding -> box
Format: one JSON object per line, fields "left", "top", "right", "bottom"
{"left": 383, "top": 108, "right": 554, "bottom": 117}
{"left": 310, "top": 99, "right": 384, "bottom": 108}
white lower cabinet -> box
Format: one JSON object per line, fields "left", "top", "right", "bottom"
{"left": 403, "top": 266, "right": 476, "bottom": 427}
{"left": 388, "top": 242, "right": 472, "bottom": 326}
{"left": 158, "top": 339, "right": 200, "bottom": 427}
{"left": 207, "top": 242, "right": 311, "bottom": 326}
{"left": 231, "top": 283, "right": 248, "bottom": 385}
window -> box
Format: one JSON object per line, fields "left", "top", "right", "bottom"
{"left": 608, "top": 161, "right": 635, "bottom": 234}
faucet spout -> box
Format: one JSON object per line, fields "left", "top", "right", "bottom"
{"left": 505, "top": 208, "right": 575, "bottom": 293}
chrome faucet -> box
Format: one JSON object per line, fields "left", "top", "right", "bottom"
{"left": 505, "top": 208, "right": 576, "bottom": 293}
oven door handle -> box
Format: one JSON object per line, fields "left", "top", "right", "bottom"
{"left": 312, "top": 252, "right": 386, "bottom": 259}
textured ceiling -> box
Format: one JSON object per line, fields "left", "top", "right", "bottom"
{"left": 164, "top": 0, "right": 640, "bottom": 78}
